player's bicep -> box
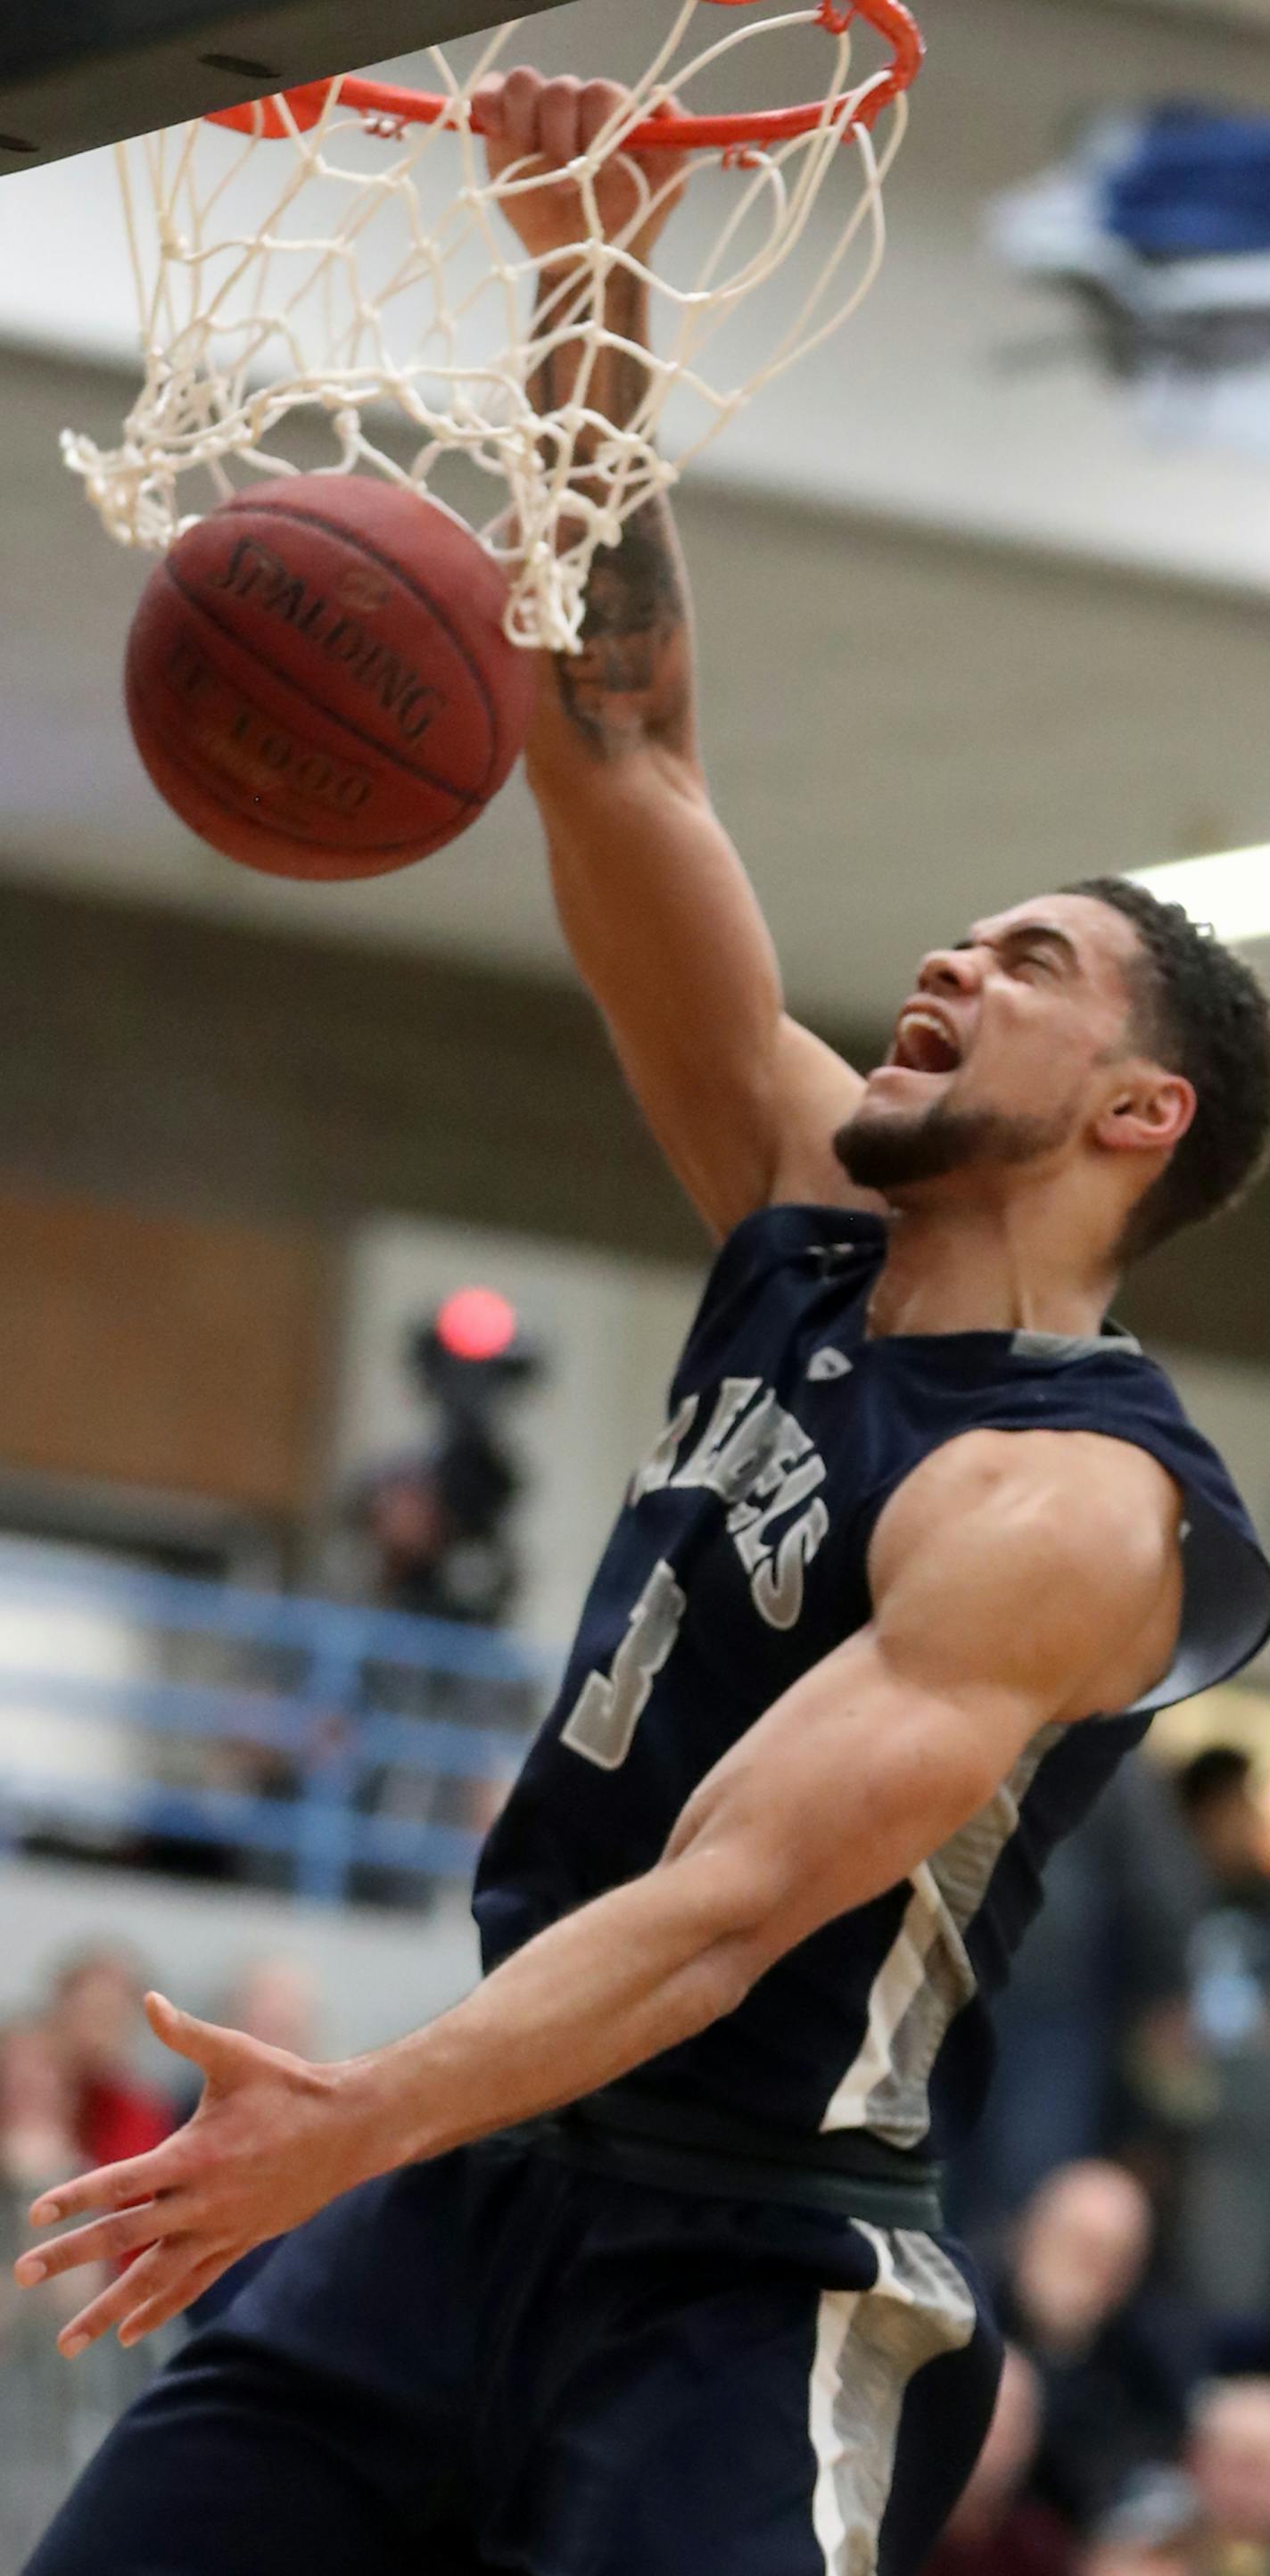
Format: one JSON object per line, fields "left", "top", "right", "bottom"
{"left": 664, "top": 1431, "right": 1183, "bottom": 1965}
{"left": 866, "top": 1431, "right": 1184, "bottom": 1722}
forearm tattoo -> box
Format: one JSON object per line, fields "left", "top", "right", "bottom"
{"left": 555, "top": 506, "right": 689, "bottom": 755}
{"left": 530, "top": 268, "right": 692, "bottom": 759}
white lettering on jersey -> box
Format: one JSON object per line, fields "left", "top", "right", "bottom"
{"left": 627, "top": 1378, "right": 831, "bottom": 1632}
{"left": 752, "top": 1499, "right": 831, "bottom": 1631}
{"left": 629, "top": 1394, "right": 699, "bottom": 1504}
{"left": 561, "top": 1558, "right": 687, "bottom": 1771}
{"left": 670, "top": 1379, "right": 761, "bottom": 1491}
{"left": 680, "top": 1391, "right": 786, "bottom": 1508}
{"left": 730, "top": 1451, "right": 826, "bottom": 1573}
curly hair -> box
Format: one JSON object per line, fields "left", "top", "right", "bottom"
{"left": 1065, "top": 875, "right": 1270, "bottom": 1258}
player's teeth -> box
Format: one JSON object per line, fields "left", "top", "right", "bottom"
{"left": 897, "top": 1013, "right": 958, "bottom": 1071}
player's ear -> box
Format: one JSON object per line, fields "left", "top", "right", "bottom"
{"left": 1094, "top": 1064, "right": 1196, "bottom": 1158}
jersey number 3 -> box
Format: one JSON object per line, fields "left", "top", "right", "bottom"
{"left": 560, "top": 1560, "right": 687, "bottom": 1772}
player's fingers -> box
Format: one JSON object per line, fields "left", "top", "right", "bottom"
{"left": 469, "top": 75, "right": 506, "bottom": 142}
{"left": 144, "top": 1991, "right": 245, "bottom": 2084}
{"left": 501, "top": 66, "right": 546, "bottom": 160}
{"left": 57, "top": 2239, "right": 187, "bottom": 2358}
{"left": 639, "top": 96, "right": 689, "bottom": 188}
{"left": 14, "top": 2200, "right": 162, "bottom": 2286}
{"left": 29, "top": 2146, "right": 180, "bottom": 2228}
{"left": 119, "top": 2250, "right": 233, "bottom": 2349}
{"left": 539, "top": 76, "right": 582, "bottom": 168}
{"left": 578, "top": 79, "right": 629, "bottom": 155}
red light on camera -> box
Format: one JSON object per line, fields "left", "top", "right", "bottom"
{"left": 435, "top": 1286, "right": 518, "bottom": 1363}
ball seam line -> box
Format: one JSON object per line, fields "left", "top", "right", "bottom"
{"left": 128, "top": 651, "right": 470, "bottom": 865}
{"left": 222, "top": 494, "right": 508, "bottom": 802}
{"left": 161, "top": 559, "right": 486, "bottom": 810}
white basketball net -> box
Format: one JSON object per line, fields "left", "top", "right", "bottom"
{"left": 64, "top": 1, "right": 913, "bottom": 650}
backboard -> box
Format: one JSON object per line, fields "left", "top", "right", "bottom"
{"left": 0, "top": 0, "right": 573, "bottom": 175}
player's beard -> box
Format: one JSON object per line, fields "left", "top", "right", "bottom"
{"left": 834, "top": 1089, "right": 1078, "bottom": 1195}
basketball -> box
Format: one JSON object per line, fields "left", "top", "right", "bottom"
{"left": 124, "top": 477, "right": 538, "bottom": 880}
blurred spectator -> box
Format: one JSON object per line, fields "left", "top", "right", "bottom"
{"left": 0, "top": 2019, "right": 80, "bottom": 2200}
{"left": 0, "top": 2020, "right": 101, "bottom": 2569}
{"left": 0, "top": 2016, "right": 101, "bottom": 2330}
{"left": 348, "top": 1297, "right": 541, "bottom": 1629}
{"left": 226, "top": 1956, "right": 320, "bottom": 2058}
{"left": 956, "top": 1761, "right": 1208, "bottom": 2241}
{"left": 1174, "top": 1752, "right": 1270, "bottom": 2329}
{"left": 46, "top": 1946, "right": 178, "bottom": 2165}
{"left": 1177, "top": 1752, "right": 1270, "bottom": 1914}
{"left": 1077, "top": 2465, "right": 1209, "bottom": 2576}
{"left": 924, "top": 2346, "right": 1074, "bottom": 2576}
{"left": 999, "top": 2162, "right": 1202, "bottom": 2531}
{"left": 0, "top": 2010, "right": 169, "bottom": 2567}
{"left": 1188, "top": 2378, "right": 1270, "bottom": 2572}
{"left": 358, "top": 1459, "right": 515, "bottom": 1625}
{"left": 338, "top": 1300, "right": 545, "bottom": 1903}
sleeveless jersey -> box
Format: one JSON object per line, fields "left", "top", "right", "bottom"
{"left": 474, "top": 1206, "right": 1270, "bottom": 2158}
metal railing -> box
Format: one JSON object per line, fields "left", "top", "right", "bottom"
{"left": 0, "top": 1538, "right": 552, "bottom": 1903}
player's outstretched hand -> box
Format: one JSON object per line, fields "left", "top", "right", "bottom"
{"left": 12, "top": 1991, "right": 377, "bottom": 2356}
{"left": 474, "top": 69, "right": 687, "bottom": 266}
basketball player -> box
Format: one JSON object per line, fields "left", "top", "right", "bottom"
{"left": 15, "top": 74, "right": 1270, "bottom": 2576}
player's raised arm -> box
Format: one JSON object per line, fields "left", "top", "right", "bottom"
{"left": 479, "top": 70, "right": 869, "bottom": 1238}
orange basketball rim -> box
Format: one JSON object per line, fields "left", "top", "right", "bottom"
{"left": 208, "top": 1, "right": 924, "bottom": 151}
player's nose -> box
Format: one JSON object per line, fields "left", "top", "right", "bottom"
{"left": 916, "top": 944, "right": 982, "bottom": 998}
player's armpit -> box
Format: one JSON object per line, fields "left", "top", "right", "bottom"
{"left": 663, "top": 1429, "right": 1184, "bottom": 1972}
{"left": 767, "top": 1016, "right": 874, "bottom": 1212}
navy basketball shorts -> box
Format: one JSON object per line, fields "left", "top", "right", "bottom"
{"left": 25, "top": 2136, "right": 1002, "bottom": 2576}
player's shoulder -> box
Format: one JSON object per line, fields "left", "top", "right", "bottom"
{"left": 868, "top": 1308, "right": 1233, "bottom": 1523}
{"left": 857, "top": 1339, "right": 1270, "bottom": 1719}
{"left": 869, "top": 1426, "right": 1187, "bottom": 1721}
{"left": 875, "top": 1422, "right": 1181, "bottom": 1566}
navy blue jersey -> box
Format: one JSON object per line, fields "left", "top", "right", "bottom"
{"left": 474, "top": 1206, "right": 1270, "bottom": 2157}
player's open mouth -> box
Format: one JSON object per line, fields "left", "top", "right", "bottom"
{"left": 887, "top": 1006, "right": 963, "bottom": 1076}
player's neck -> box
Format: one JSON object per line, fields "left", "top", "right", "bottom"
{"left": 865, "top": 1200, "right": 1118, "bottom": 1342}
